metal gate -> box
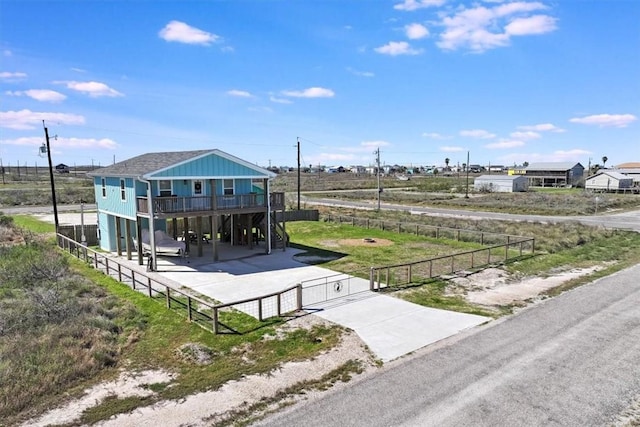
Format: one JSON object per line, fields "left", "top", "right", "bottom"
{"left": 300, "top": 272, "right": 371, "bottom": 306}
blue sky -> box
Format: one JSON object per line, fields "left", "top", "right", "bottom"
{"left": 1, "top": 0, "right": 638, "bottom": 170}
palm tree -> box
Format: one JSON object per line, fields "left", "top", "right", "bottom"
{"left": 445, "top": 158, "right": 450, "bottom": 170}
{"left": 602, "top": 156, "right": 608, "bottom": 169}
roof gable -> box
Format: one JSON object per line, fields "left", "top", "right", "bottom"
{"left": 88, "top": 149, "right": 275, "bottom": 179}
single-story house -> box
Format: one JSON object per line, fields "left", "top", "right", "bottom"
{"left": 523, "top": 162, "right": 585, "bottom": 187}
{"left": 88, "top": 149, "right": 285, "bottom": 270}
{"left": 585, "top": 170, "right": 634, "bottom": 192}
{"left": 474, "top": 175, "right": 528, "bottom": 193}
{"left": 55, "top": 163, "right": 70, "bottom": 173}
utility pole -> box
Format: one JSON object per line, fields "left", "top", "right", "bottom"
{"left": 43, "top": 121, "right": 59, "bottom": 232}
{"left": 465, "top": 150, "right": 470, "bottom": 198}
{"left": 297, "top": 137, "right": 301, "bottom": 210}
{"left": 374, "top": 148, "right": 381, "bottom": 211}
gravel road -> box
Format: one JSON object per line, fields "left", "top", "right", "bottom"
{"left": 255, "top": 264, "right": 640, "bottom": 426}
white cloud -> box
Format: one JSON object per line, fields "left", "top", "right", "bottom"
{"left": 405, "top": 23, "right": 430, "bottom": 39}
{"left": 347, "top": 67, "right": 375, "bottom": 77}
{"left": 436, "top": 2, "right": 557, "bottom": 53}
{"left": 440, "top": 145, "right": 464, "bottom": 152}
{"left": 1, "top": 136, "right": 118, "bottom": 149}
{"left": 509, "top": 130, "right": 540, "bottom": 139}
{"left": 374, "top": 41, "right": 423, "bottom": 56}
{"left": 0, "top": 109, "right": 85, "bottom": 130}
{"left": 485, "top": 139, "right": 525, "bottom": 149}
{"left": 517, "top": 123, "right": 565, "bottom": 132}
{"left": 505, "top": 14, "right": 557, "bottom": 35}
{"left": 501, "top": 148, "right": 591, "bottom": 164}
{"left": 58, "top": 81, "right": 123, "bottom": 98}
{"left": 394, "top": 0, "right": 446, "bottom": 11}
{"left": 360, "top": 140, "right": 391, "bottom": 149}
{"left": 569, "top": 113, "right": 637, "bottom": 128}
{"left": 0, "top": 71, "right": 27, "bottom": 81}
{"left": 7, "top": 89, "right": 67, "bottom": 103}
{"left": 269, "top": 96, "right": 293, "bottom": 104}
{"left": 159, "top": 21, "right": 219, "bottom": 46}
{"left": 226, "top": 89, "right": 252, "bottom": 98}
{"left": 460, "top": 129, "right": 496, "bottom": 139}
{"left": 423, "top": 132, "right": 451, "bottom": 140}
{"left": 281, "top": 87, "right": 335, "bottom": 98}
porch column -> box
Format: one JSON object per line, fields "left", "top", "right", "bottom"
{"left": 281, "top": 203, "right": 286, "bottom": 252}
{"left": 125, "top": 219, "right": 132, "bottom": 260}
{"left": 248, "top": 213, "right": 253, "bottom": 250}
{"left": 196, "top": 216, "right": 203, "bottom": 257}
{"left": 266, "top": 180, "right": 271, "bottom": 254}
{"left": 211, "top": 214, "right": 218, "bottom": 261}
{"left": 136, "top": 218, "right": 143, "bottom": 265}
{"left": 115, "top": 217, "right": 122, "bottom": 256}
{"left": 183, "top": 217, "right": 190, "bottom": 254}
{"left": 172, "top": 218, "right": 177, "bottom": 240}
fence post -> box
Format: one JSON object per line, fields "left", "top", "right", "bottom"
{"left": 105, "top": 258, "right": 109, "bottom": 274}
{"left": 370, "top": 267, "right": 375, "bottom": 291}
{"left": 436, "top": 227, "right": 440, "bottom": 239}
{"left": 94, "top": 253, "right": 98, "bottom": 268}
{"left": 297, "top": 284, "right": 303, "bottom": 310}
{"left": 132, "top": 270, "right": 136, "bottom": 290}
{"left": 148, "top": 278, "right": 152, "bottom": 298}
{"left": 429, "top": 260, "right": 433, "bottom": 278}
{"left": 481, "top": 232, "right": 484, "bottom": 245}
{"left": 451, "top": 255, "right": 455, "bottom": 273}
{"left": 471, "top": 251, "right": 475, "bottom": 268}
{"left": 488, "top": 248, "right": 491, "bottom": 264}
{"left": 386, "top": 267, "right": 390, "bottom": 288}
{"left": 398, "top": 223, "right": 401, "bottom": 234}
{"left": 258, "top": 298, "right": 263, "bottom": 321}
{"left": 408, "top": 264, "right": 412, "bottom": 284}
{"left": 277, "top": 293, "right": 282, "bottom": 317}
{"left": 166, "top": 287, "right": 171, "bottom": 309}
{"left": 213, "top": 307, "right": 219, "bottom": 334}
{"left": 118, "top": 264, "right": 122, "bottom": 282}
{"left": 366, "top": 219, "right": 369, "bottom": 229}
{"left": 532, "top": 239, "right": 535, "bottom": 254}
{"left": 187, "top": 297, "right": 192, "bottom": 322}
{"left": 457, "top": 229, "right": 460, "bottom": 241}
{"left": 416, "top": 224, "right": 419, "bottom": 236}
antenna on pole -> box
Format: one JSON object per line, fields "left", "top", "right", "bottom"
{"left": 42, "top": 120, "right": 59, "bottom": 232}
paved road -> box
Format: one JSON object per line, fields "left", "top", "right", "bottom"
{"left": 302, "top": 196, "right": 640, "bottom": 232}
{"left": 255, "top": 264, "right": 640, "bottom": 426}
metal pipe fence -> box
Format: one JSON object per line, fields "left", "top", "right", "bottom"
{"left": 369, "top": 238, "right": 535, "bottom": 290}
{"left": 56, "top": 233, "right": 301, "bottom": 334}
{"left": 323, "top": 213, "right": 530, "bottom": 246}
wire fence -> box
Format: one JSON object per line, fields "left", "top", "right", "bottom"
{"left": 56, "top": 233, "right": 302, "bottom": 334}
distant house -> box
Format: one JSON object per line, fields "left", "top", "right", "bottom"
{"left": 487, "top": 165, "right": 505, "bottom": 173}
{"left": 524, "top": 162, "right": 584, "bottom": 187}
{"left": 55, "top": 163, "right": 70, "bottom": 173}
{"left": 585, "top": 170, "right": 634, "bottom": 192}
{"left": 474, "top": 175, "right": 528, "bottom": 193}
{"left": 88, "top": 149, "right": 285, "bottom": 270}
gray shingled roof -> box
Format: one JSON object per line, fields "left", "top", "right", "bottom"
{"left": 88, "top": 150, "right": 216, "bottom": 177}
{"left": 524, "top": 162, "right": 583, "bottom": 171}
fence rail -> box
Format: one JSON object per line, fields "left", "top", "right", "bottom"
{"left": 323, "top": 213, "right": 531, "bottom": 246}
{"left": 56, "top": 233, "right": 301, "bottom": 334}
{"left": 369, "top": 238, "right": 535, "bottom": 290}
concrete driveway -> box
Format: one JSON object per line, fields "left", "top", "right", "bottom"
{"left": 151, "top": 245, "right": 490, "bottom": 362}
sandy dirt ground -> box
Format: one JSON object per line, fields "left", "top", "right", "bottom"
{"left": 450, "top": 266, "right": 604, "bottom": 307}
{"left": 24, "top": 316, "right": 377, "bottom": 427}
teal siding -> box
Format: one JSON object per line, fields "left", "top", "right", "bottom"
{"left": 94, "top": 176, "right": 136, "bottom": 219}
{"left": 151, "top": 153, "right": 267, "bottom": 178}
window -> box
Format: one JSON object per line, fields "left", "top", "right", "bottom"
{"left": 120, "top": 179, "right": 126, "bottom": 201}
{"left": 101, "top": 178, "right": 106, "bottom": 198}
{"left": 159, "top": 180, "right": 172, "bottom": 197}
{"left": 223, "top": 179, "right": 234, "bottom": 195}
{"left": 193, "top": 180, "right": 203, "bottom": 195}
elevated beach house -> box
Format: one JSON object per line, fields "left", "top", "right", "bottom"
{"left": 88, "top": 149, "right": 285, "bottom": 270}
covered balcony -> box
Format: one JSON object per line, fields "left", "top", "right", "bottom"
{"left": 136, "top": 192, "right": 285, "bottom": 218}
